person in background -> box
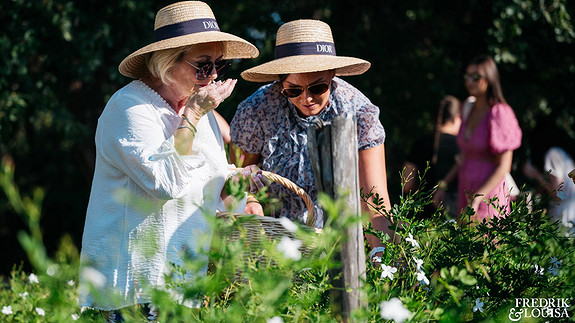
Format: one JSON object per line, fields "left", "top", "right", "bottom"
{"left": 229, "top": 19, "right": 392, "bottom": 258}
{"left": 439, "top": 54, "right": 522, "bottom": 221}
{"left": 78, "top": 2, "right": 260, "bottom": 320}
{"left": 403, "top": 95, "right": 461, "bottom": 218}
{"left": 523, "top": 116, "right": 575, "bottom": 233}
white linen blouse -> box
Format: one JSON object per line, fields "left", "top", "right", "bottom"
{"left": 78, "top": 80, "right": 233, "bottom": 310}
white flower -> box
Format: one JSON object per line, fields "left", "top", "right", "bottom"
{"left": 277, "top": 236, "right": 302, "bottom": 261}
{"left": 35, "top": 307, "right": 45, "bottom": 316}
{"left": 413, "top": 257, "right": 424, "bottom": 271}
{"left": 267, "top": 316, "right": 284, "bottom": 323}
{"left": 279, "top": 217, "right": 298, "bottom": 233}
{"left": 19, "top": 291, "right": 28, "bottom": 299}
{"left": 67, "top": 280, "right": 75, "bottom": 286}
{"left": 473, "top": 298, "right": 484, "bottom": 312}
{"left": 380, "top": 264, "right": 398, "bottom": 280}
{"left": 71, "top": 313, "right": 79, "bottom": 320}
{"left": 405, "top": 233, "right": 420, "bottom": 248}
{"left": 29, "top": 273, "right": 39, "bottom": 284}
{"left": 380, "top": 297, "right": 411, "bottom": 322}
{"left": 80, "top": 267, "right": 106, "bottom": 288}
{"left": 534, "top": 264, "right": 544, "bottom": 275}
{"left": 2, "top": 306, "right": 13, "bottom": 315}
{"left": 416, "top": 271, "right": 429, "bottom": 285}
{"left": 47, "top": 264, "right": 58, "bottom": 276}
{"left": 372, "top": 256, "right": 382, "bottom": 263}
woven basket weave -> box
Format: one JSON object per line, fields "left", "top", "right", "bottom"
{"left": 215, "top": 170, "right": 318, "bottom": 261}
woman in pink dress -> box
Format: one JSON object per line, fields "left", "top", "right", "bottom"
{"left": 456, "top": 55, "right": 522, "bottom": 221}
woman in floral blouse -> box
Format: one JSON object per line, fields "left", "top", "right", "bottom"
{"left": 230, "top": 19, "right": 391, "bottom": 250}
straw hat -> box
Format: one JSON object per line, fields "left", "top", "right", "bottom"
{"left": 119, "top": 1, "right": 259, "bottom": 79}
{"left": 241, "top": 19, "right": 370, "bottom": 83}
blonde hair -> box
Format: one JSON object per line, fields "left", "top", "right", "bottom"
{"left": 146, "top": 45, "right": 195, "bottom": 85}
{"left": 145, "top": 42, "right": 227, "bottom": 85}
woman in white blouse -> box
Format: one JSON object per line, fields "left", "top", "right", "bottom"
{"left": 78, "top": 2, "right": 260, "bottom": 318}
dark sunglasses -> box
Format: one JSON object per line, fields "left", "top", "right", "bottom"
{"left": 464, "top": 73, "right": 483, "bottom": 83}
{"left": 281, "top": 82, "right": 331, "bottom": 98}
{"left": 183, "top": 59, "right": 231, "bottom": 80}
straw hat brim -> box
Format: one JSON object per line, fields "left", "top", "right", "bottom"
{"left": 119, "top": 31, "right": 259, "bottom": 79}
{"left": 240, "top": 55, "right": 370, "bottom": 82}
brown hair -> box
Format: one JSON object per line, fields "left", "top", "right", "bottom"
{"left": 432, "top": 95, "right": 461, "bottom": 164}
{"left": 468, "top": 54, "right": 507, "bottom": 105}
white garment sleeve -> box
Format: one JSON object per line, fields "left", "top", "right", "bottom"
{"left": 544, "top": 147, "right": 567, "bottom": 178}
{"left": 97, "top": 94, "right": 204, "bottom": 200}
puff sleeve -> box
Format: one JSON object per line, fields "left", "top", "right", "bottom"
{"left": 356, "top": 103, "right": 386, "bottom": 150}
{"left": 488, "top": 103, "right": 522, "bottom": 154}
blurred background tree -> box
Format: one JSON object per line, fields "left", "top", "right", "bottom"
{"left": 1, "top": 0, "right": 573, "bottom": 275}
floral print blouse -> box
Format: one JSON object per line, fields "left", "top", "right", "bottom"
{"left": 230, "top": 77, "right": 386, "bottom": 228}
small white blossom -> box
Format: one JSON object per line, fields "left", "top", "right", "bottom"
{"left": 67, "top": 280, "right": 75, "bottom": 286}
{"left": 80, "top": 267, "right": 106, "bottom": 288}
{"left": 29, "top": 273, "right": 39, "bottom": 284}
{"left": 372, "top": 256, "right": 382, "bottom": 263}
{"left": 71, "top": 313, "right": 79, "bottom": 320}
{"left": 413, "top": 257, "right": 424, "bottom": 271}
{"left": 279, "top": 217, "right": 298, "bottom": 233}
{"left": 534, "top": 264, "right": 544, "bottom": 275}
{"left": 19, "top": 291, "right": 28, "bottom": 299}
{"left": 277, "top": 236, "right": 302, "bottom": 261}
{"left": 267, "top": 316, "right": 284, "bottom": 323}
{"left": 35, "top": 307, "right": 45, "bottom": 316}
{"left": 380, "top": 297, "right": 411, "bottom": 322}
{"left": 416, "top": 271, "right": 429, "bottom": 285}
{"left": 405, "top": 233, "right": 420, "bottom": 248}
{"left": 380, "top": 264, "right": 398, "bottom": 280}
{"left": 2, "top": 306, "right": 13, "bottom": 315}
{"left": 47, "top": 264, "right": 58, "bottom": 276}
{"left": 473, "top": 298, "right": 484, "bottom": 312}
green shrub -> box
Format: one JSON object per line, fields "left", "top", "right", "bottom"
{"left": 1, "top": 158, "right": 574, "bottom": 322}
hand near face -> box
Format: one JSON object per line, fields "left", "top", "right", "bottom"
{"left": 185, "top": 79, "right": 237, "bottom": 122}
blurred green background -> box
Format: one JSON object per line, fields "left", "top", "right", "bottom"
{"left": 1, "top": 0, "right": 574, "bottom": 275}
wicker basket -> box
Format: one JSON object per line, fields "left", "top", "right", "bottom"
{"left": 214, "top": 170, "right": 318, "bottom": 262}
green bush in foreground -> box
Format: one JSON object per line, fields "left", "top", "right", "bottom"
{"left": 1, "top": 158, "right": 574, "bottom": 322}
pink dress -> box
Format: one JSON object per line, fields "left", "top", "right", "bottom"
{"left": 457, "top": 102, "right": 522, "bottom": 221}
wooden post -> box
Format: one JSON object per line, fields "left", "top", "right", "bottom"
{"left": 307, "top": 114, "right": 367, "bottom": 321}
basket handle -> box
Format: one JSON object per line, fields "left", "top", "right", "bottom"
{"left": 231, "top": 168, "right": 316, "bottom": 227}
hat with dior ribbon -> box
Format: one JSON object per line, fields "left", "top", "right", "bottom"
{"left": 119, "top": 1, "right": 259, "bottom": 79}
{"left": 241, "top": 19, "right": 370, "bottom": 82}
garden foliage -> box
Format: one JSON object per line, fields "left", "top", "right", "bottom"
{"left": 1, "top": 0, "right": 575, "bottom": 275}
{"left": 1, "top": 159, "right": 573, "bottom": 322}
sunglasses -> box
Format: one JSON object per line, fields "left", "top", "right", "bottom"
{"left": 183, "top": 59, "right": 231, "bottom": 80}
{"left": 281, "top": 82, "right": 331, "bottom": 98}
{"left": 464, "top": 73, "right": 483, "bottom": 83}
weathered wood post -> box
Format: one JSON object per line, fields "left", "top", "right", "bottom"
{"left": 307, "top": 114, "right": 367, "bottom": 321}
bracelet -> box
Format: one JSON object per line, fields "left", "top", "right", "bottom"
{"left": 181, "top": 115, "right": 198, "bottom": 133}
{"left": 369, "top": 246, "right": 386, "bottom": 260}
{"left": 177, "top": 125, "right": 196, "bottom": 135}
